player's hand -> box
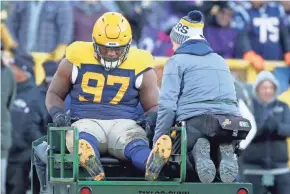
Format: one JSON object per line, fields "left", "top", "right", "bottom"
{"left": 136, "top": 116, "right": 154, "bottom": 138}
{"left": 136, "top": 112, "right": 157, "bottom": 139}
{"left": 49, "top": 106, "right": 71, "bottom": 127}
{"left": 52, "top": 112, "right": 71, "bottom": 127}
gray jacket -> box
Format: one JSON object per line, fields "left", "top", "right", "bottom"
{"left": 1, "top": 65, "right": 16, "bottom": 158}
{"left": 154, "top": 39, "right": 240, "bottom": 143}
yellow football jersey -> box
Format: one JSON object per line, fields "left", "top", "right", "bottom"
{"left": 66, "top": 41, "right": 155, "bottom": 120}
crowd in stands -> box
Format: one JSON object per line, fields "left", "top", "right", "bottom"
{"left": 1, "top": 1, "right": 290, "bottom": 194}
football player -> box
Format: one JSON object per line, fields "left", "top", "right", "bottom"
{"left": 45, "top": 12, "right": 172, "bottom": 181}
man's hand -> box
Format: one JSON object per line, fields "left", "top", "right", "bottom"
{"left": 284, "top": 52, "right": 290, "bottom": 66}
{"left": 243, "top": 50, "right": 265, "bottom": 71}
{"left": 263, "top": 115, "right": 279, "bottom": 133}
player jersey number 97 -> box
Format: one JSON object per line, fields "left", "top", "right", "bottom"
{"left": 79, "top": 72, "right": 130, "bottom": 105}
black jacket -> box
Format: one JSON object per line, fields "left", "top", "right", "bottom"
{"left": 8, "top": 80, "right": 48, "bottom": 162}
{"left": 243, "top": 98, "right": 290, "bottom": 169}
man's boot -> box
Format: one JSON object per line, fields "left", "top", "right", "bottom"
{"left": 192, "top": 138, "right": 216, "bottom": 183}
{"left": 218, "top": 142, "right": 239, "bottom": 183}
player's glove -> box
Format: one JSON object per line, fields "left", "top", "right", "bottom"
{"left": 136, "top": 112, "right": 157, "bottom": 140}
{"left": 49, "top": 106, "right": 71, "bottom": 127}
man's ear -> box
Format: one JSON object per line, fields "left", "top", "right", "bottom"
{"left": 171, "top": 41, "right": 180, "bottom": 52}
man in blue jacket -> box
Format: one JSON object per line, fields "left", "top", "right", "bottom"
{"left": 153, "top": 10, "right": 251, "bottom": 183}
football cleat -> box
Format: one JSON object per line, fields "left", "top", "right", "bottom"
{"left": 145, "top": 135, "right": 172, "bottom": 181}
{"left": 79, "top": 139, "right": 105, "bottom": 181}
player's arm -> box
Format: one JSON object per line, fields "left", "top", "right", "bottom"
{"left": 139, "top": 69, "right": 159, "bottom": 113}
{"left": 137, "top": 69, "right": 159, "bottom": 135}
{"left": 46, "top": 58, "right": 72, "bottom": 126}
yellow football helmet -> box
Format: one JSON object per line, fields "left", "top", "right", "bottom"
{"left": 92, "top": 12, "right": 132, "bottom": 70}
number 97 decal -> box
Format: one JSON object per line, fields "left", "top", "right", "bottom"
{"left": 79, "top": 72, "right": 130, "bottom": 105}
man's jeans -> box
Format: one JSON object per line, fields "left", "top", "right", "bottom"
{"left": 34, "top": 142, "right": 48, "bottom": 192}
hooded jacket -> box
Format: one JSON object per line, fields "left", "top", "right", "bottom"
{"left": 154, "top": 38, "right": 240, "bottom": 143}
{"left": 242, "top": 71, "right": 290, "bottom": 169}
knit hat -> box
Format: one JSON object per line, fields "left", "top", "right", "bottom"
{"left": 42, "top": 60, "right": 58, "bottom": 83}
{"left": 11, "top": 48, "right": 34, "bottom": 78}
{"left": 43, "top": 60, "right": 58, "bottom": 78}
{"left": 170, "top": 10, "right": 204, "bottom": 44}
{"left": 252, "top": 70, "right": 279, "bottom": 103}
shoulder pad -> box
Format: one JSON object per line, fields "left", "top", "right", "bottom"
{"left": 136, "top": 48, "right": 155, "bottom": 68}
{"left": 65, "top": 41, "right": 96, "bottom": 66}
{"left": 126, "top": 48, "right": 155, "bottom": 75}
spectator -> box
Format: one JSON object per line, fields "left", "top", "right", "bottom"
{"left": 168, "top": 1, "right": 209, "bottom": 18}
{"left": 72, "top": 0, "right": 111, "bottom": 41}
{"left": 276, "top": 1, "right": 290, "bottom": 95}
{"left": 139, "top": 26, "right": 174, "bottom": 57}
{"left": 280, "top": 1, "right": 290, "bottom": 34}
{"left": 241, "top": 71, "right": 290, "bottom": 194}
{"left": 6, "top": 1, "right": 73, "bottom": 62}
{"left": 1, "top": 1, "right": 14, "bottom": 14}
{"left": 138, "top": 1, "right": 176, "bottom": 56}
{"left": 1, "top": 15, "right": 17, "bottom": 194}
{"left": 204, "top": 2, "right": 240, "bottom": 58}
{"left": 235, "top": 1, "right": 290, "bottom": 71}
{"left": 5, "top": 50, "right": 48, "bottom": 194}
{"left": 1, "top": 52, "right": 16, "bottom": 194}
{"left": 277, "top": 78, "right": 290, "bottom": 167}
{"left": 278, "top": 78, "right": 290, "bottom": 105}
{"left": 1, "top": 20, "right": 17, "bottom": 52}
{"left": 37, "top": 60, "right": 59, "bottom": 125}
